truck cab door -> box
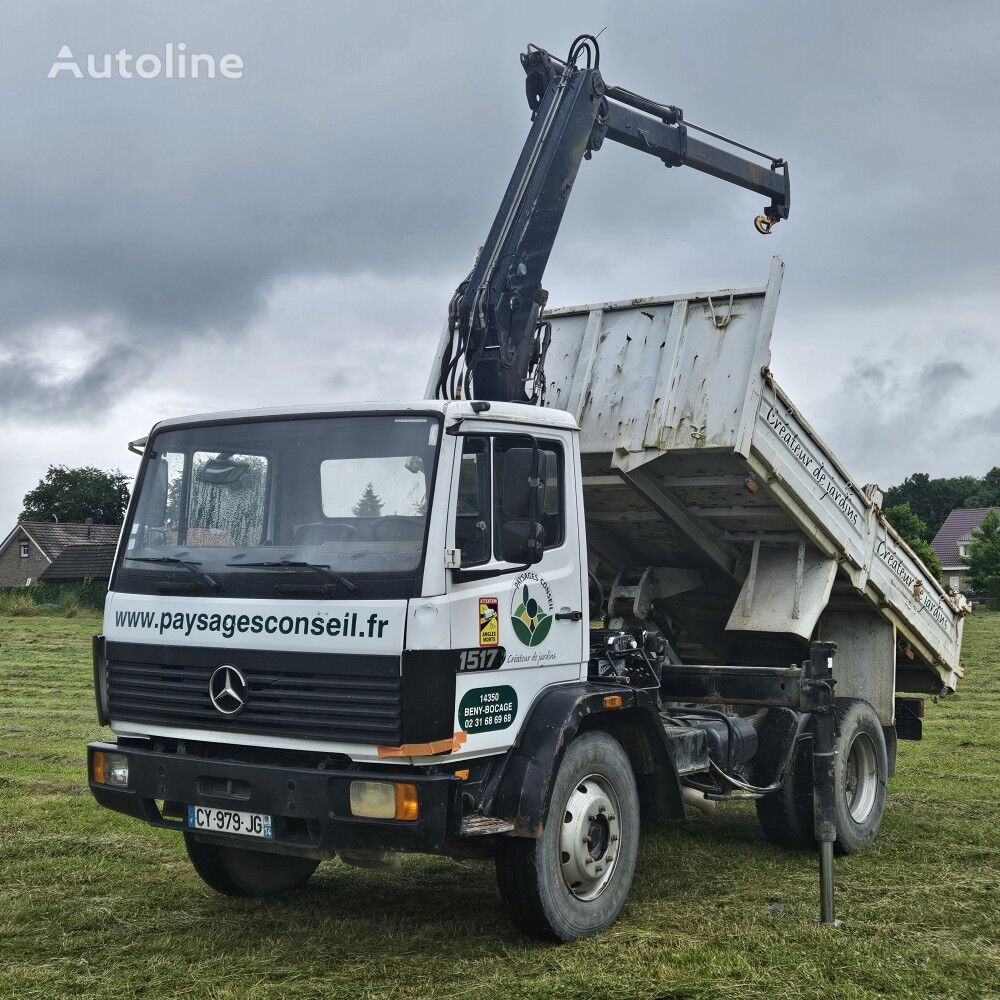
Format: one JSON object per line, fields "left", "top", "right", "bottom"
{"left": 446, "top": 426, "right": 585, "bottom": 755}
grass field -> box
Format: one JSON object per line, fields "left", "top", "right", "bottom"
{"left": 1, "top": 611, "right": 998, "bottom": 1000}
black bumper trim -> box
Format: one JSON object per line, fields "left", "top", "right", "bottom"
{"left": 88, "top": 742, "right": 460, "bottom": 856}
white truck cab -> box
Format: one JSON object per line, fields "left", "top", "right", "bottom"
{"left": 101, "top": 400, "right": 589, "bottom": 766}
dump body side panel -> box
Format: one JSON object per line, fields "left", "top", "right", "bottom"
{"left": 542, "top": 259, "right": 965, "bottom": 689}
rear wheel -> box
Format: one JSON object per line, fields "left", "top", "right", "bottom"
{"left": 830, "top": 700, "right": 887, "bottom": 854}
{"left": 184, "top": 834, "right": 319, "bottom": 896}
{"left": 756, "top": 699, "right": 888, "bottom": 855}
{"left": 495, "top": 730, "right": 640, "bottom": 941}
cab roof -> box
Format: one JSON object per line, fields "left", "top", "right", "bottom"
{"left": 137, "top": 399, "right": 578, "bottom": 446}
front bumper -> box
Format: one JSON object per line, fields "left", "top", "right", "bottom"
{"left": 88, "top": 742, "right": 461, "bottom": 857}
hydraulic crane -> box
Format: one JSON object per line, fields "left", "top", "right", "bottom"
{"left": 433, "top": 34, "right": 791, "bottom": 404}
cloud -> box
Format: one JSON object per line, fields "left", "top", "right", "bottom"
{"left": 2, "top": 0, "right": 1000, "bottom": 523}
{"left": 917, "top": 361, "right": 973, "bottom": 395}
{"left": 803, "top": 348, "right": 993, "bottom": 488}
{"left": 0, "top": 317, "right": 145, "bottom": 420}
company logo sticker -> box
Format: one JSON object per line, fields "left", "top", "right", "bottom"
{"left": 510, "top": 572, "right": 554, "bottom": 647}
{"left": 458, "top": 685, "right": 518, "bottom": 733}
{"left": 478, "top": 596, "right": 499, "bottom": 647}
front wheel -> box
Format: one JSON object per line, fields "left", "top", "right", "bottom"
{"left": 495, "top": 730, "right": 640, "bottom": 941}
{"left": 184, "top": 834, "right": 319, "bottom": 896}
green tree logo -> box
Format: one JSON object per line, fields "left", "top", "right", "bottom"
{"left": 510, "top": 582, "right": 553, "bottom": 647}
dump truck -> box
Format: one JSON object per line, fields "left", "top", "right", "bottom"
{"left": 87, "top": 36, "right": 966, "bottom": 941}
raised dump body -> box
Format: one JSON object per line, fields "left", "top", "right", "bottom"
{"left": 542, "top": 258, "right": 965, "bottom": 703}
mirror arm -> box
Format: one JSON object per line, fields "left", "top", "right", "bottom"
{"left": 528, "top": 437, "right": 540, "bottom": 562}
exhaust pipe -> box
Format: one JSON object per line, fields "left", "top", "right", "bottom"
{"left": 682, "top": 786, "right": 716, "bottom": 815}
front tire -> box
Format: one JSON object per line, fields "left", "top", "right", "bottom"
{"left": 756, "top": 699, "right": 888, "bottom": 855}
{"left": 184, "top": 834, "right": 319, "bottom": 896}
{"left": 495, "top": 730, "right": 640, "bottom": 941}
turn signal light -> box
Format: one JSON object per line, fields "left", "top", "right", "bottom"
{"left": 394, "top": 783, "right": 419, "bottom": 821}
{"left": 91, "top": 750, "right": 128, "bottom": 787}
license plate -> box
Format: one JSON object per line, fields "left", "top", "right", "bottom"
{"left": 186, "top": 805, "right": 272, "bottom": 839}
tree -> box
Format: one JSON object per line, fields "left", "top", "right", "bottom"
{"left": 21, "top": 465, "right": 129, "bottom": 524}
{"left": 884, "top": 503, "right": 942, "bottom": 577}
{"left": 882, "top": 472, "right": 981, "bottom": 540}
{"left": 962, "top": 509, "right": 1000, "bottom": 594}
{"left": 352, "top": 482, "right": 384, "bottom": 517}
{"left": 961, "top": 467, "right": 1000, "bottom": 508}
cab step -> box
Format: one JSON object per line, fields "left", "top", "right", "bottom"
{"left": 461, "top": 815, "right": 516, "bottom": 836}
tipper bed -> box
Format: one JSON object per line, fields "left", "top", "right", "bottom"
{"left": 543, "top": 258, "right": 966, "bottom": 697}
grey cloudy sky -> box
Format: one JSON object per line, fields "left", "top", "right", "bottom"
{"left": 1, "top": 0, "right": 998, "bottom": 526}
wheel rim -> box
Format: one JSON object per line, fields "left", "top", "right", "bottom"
{"left": 844, "top": 731, "right": 879, "bottom": 822}
{"left": 559, "top": 773, "right": 622, "bottom": 901}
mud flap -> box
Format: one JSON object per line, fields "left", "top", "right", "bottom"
{"left": 484, "top": 683, "right": 684, "bottom": 836}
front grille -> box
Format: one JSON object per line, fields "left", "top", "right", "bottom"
{"left": 106, "top": 642, "right": 402, "bottom": 745}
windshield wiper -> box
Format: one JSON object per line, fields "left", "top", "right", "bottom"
{"left": 227, "top": 560, "right": 360, "bottom": 595}
{"left": 126, "top": 556, "right": 221, "bottom": 591}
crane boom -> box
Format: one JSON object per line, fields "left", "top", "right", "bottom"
{"left": 432, "top": 35, "right": 791, "bottom": 404}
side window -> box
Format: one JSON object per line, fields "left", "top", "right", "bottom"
{"left": 160, "top": 452, "right": 186, "bottom": 547}
{"left": 127, "top": 450, "right": 185, "bottom": 551}
{"left": 454, "top": 437, "right": 491, "bottom": 567}
{"left": 493, "top": 437, "right": 564, "bottom": 552}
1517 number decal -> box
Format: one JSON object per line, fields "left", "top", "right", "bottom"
{"left": 456, "top": 647, "right": 505, "bottom": 673}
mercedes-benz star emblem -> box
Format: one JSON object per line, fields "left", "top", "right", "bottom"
{"left": 209, "top": 665, "right": 248, "bottom": 716}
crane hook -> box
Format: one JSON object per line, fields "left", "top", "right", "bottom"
{"left": 754, "top": 214, "right": 778, "bottom": 236}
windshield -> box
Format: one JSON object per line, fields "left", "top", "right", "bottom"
{"left": 115, "top": 413, "right": 441, "bottom": 600}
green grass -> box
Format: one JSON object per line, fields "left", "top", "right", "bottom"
{"left": 0, "top": 582, "right": 106, "bottom": 618}
{"left": 1, "top": 612, "right": 998, "bottom": 1000}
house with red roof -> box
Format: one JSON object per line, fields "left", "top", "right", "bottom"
{"left": 0, "top": 521, "right": 120, "bottom": 588}
{"left": 931, "top": 507, "right": 996, "bottom": 594}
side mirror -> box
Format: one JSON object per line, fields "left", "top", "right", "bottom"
{"left": 499, "top": 446, "right": 547, "bottom": 564}
{"left": 500, "top": 520, "right": 546, "bottom": 564}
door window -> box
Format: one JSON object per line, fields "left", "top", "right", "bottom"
{"left": 493, "top": 436, "right": 564, "bottom": 551}
{"left": 455, "top": 438, "right": 491, "bottom": 566}
{"left": 452, "top": 434, "right": 564, "bottom": 566}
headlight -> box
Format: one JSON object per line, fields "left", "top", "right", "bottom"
{"left": 92, "top": 750, "right": 129, "bottom": 787}
{"left": 349, "top": 780, "right": 419, "bottom": 821}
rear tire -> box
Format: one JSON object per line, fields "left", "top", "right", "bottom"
{"left": 495, "top": 730, "right": 640, "bottom": 941}
{"left": 829, "top": 699, "right": 888, "bottom": 854}
{"left": 756, "top": 699, "right": 888, "bottom": 855}
{"left": 184, "top": 834, "right": 319, "bottom": 896}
